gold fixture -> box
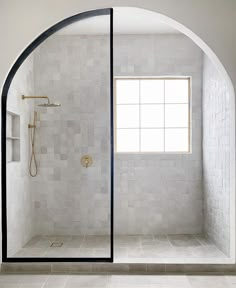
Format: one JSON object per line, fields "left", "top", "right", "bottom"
{"left": 81, "top": 155, "right": 93, "bottom": 168}
{"left": 29, "top": 111, "right": 38, "bottom": 177}
{"left": 22, "top": 95, "right": 50, "bottom": 103}
{"left": 22, "top": 95, "right": 61, "bottom": 107}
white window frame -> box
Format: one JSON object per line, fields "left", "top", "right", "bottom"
{"left": 114, "top": 76, "right": 191, "bottom": 154}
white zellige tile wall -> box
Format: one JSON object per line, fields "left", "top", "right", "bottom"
{"left": 114, "top": 35, "right": 203, "bottom": 235}
{"left": 202, "top": 55, "right": 230, "bottom": 255}
{"left": 32, "top": 34, "right": 203, "bottom": 236}
{"left": 32, "top": 35, "right": 111, "bottom": 236}
{"left": 6, "top": 33, "right": 230, "bottom": 256}
{"left": 7, "top": 55, "right": 35, "bottom": 256}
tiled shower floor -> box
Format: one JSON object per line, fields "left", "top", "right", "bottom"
{"left": 12, "top": 234, "right": 228, "bottom": 263}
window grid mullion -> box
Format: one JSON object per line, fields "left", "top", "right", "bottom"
{"left": 164, "top": 80, "right": 165, "bottom": 152}
{"left": 139, "top": 80, "right": 141, "bottom": 152}
{"left": 117, "top": 127, "right": 189, "bottom": 129}
{"left": 116, "top": 103, "right": 189, "bottom": 105}
{"left": 115, "top": 77, "right": 190, "bottom": 153}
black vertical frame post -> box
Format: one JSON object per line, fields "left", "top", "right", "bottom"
{"left": 110, "top": 8, "right": 114, "bottom": 262}
{"left": 1, "top": 8, "right": 114, "bottom": 263}
{"left": 2, "top": 79, "right": 7, "bottom": 263}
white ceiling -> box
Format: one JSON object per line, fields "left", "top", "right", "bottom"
{"left": 56, "top": 7, "right": 179, "bottom": 35}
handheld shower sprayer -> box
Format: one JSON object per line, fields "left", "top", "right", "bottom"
{"left": 29, "top": 111, "right": 38, "bottom": 177}
{"left": 22, "top": 95, "right": 61, "bottom": 177}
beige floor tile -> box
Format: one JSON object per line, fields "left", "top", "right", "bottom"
{"left": 168, "top": 234, "right": 201, "bottom": 247}
{"left": 0, "top": 275, "right": 233, "bottom": 288}
{"left": 193, "top": 234, "right": 213, "bottom": 246}
{"left": 114, "top": 236, "right": 141, "bottom": 248}
{"left": 82, "top": 235, "right": 110, "bottom": 249}
{"left": 14, "top": 248, "right": 46, "bottom": 257}
{"left": 63, "top": 236, "right": 84, "bottom": 248}
{"left": 187, "top": 275, "right": 231, "bottom": 288}
{"left": 93, "top": 248, "right": 110, "bottom": 257}
{"left": 44, "top": 275, "right": 69, "bottom": 288}
{"left": 190, "top": 245, "right": 226, "bottom": 258}
{"left": 65, "top": 275, "right": 110, "bottom": 288}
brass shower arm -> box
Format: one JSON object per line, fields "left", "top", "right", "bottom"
{"left": 22, "top": 95, "right": 50, "bottom": 104}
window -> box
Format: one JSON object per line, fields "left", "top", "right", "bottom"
{"left": 115, "top": 78, "right": 190, "bottom": 153}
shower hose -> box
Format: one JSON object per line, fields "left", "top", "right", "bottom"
{"left": 29, "top": 111, "right": 38, "bottom": 177}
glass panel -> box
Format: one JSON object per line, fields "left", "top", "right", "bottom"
{"left": 165, "top": 104, "right": 189, "bottom": 127}
{"left": 140, "top": 79, "right": 164, "bottom": 103}
{"left": 165, "top": 128, "right": 189, "bottom": 152}
{"left": 116, "top": 80, "right": 139, "bottom": 104}
{"left": 165, "top": 79, "right": 189, "bottom": 103}
{"left": 141, "top": 104, "right": 164, "bottom": 128}
{"left": 141, "top": 129, "right": 164, "bottom": 152}
{"left": 117, "top": 105, "right": 139, "bottom": 128}
{"left": 116, "top": 129, "right": 139, "bottom": 152}
{"left": 6, "top": 13, "right": 111, "bottom": 259}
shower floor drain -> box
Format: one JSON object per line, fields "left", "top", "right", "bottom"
{"left": 50, "top": 242, "right": 63, "bottom": 247}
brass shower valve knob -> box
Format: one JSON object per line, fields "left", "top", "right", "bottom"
{"left": 80, "top": 155, "right": 93, "bottom": 168}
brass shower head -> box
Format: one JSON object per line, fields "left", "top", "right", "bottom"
{"left": 21, "top": 95, "right": 61, "bottom": 107}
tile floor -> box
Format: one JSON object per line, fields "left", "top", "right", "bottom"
{"left": 115, "top": 234, "right": 227, "bottom": 263}
{"left": 13, "top": 235, "right": 110, "bottom": 258}
{"left": 11, "top": 234, "right": 227, "bottom": 263}
{"left": 1, "top": 274, "right": 236, "bottom": 288}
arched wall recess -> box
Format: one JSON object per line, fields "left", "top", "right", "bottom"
{"left": 1, "top": 6, "right": 235, "bottom": 263}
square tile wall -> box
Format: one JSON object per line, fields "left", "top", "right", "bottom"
{"left": 202, "top": 55, "right": 230, "bottom": 255}
{"left": 114, "top": 35, "right": 203, "bottom": 235}
{"left": 31, "top": 34, "right": 203, "bottom": 236}
{"left": 7, "top": 54, "right": 35, "bottom": 256}
{"left": 32, "top": 35, "right": 111, "bottom": 236}
{"left": 6, "top": 34, "right": 231, "bottom": 258}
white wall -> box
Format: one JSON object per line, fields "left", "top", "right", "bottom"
{"left": 1, "top": 1, "right": 235, "bottom": 92}
{"left": 114, "top": 34, "right": 203, "bottom": 235}
{"left": 203, "top": 55, "right": 231, "bottom": 255}
{"left": 32, "top": 34, "right": 111, "bottom": 236}
{"left": 6, "top": 55, "right": 35, "bottom": 256}
{"left": 28, "top": 34, "right": 203, "bottom": 236}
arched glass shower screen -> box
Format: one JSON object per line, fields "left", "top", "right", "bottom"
{"left": 1, "top": 8, "right": 114, "bottom": 263}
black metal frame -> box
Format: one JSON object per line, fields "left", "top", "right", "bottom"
{"left": 1, "top": 8, "right": 114, "bottom": 263}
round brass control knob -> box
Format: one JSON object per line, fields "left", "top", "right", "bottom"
{"left": 80, "top": 155, "right": 93, "bottom": 168}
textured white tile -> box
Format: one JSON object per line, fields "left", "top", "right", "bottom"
{"left": 9, "top": 33, "right": 231, "bottom": 260}
{"left": 202, "top": 55, "right": 230, "bottom": 255}
{"left": 7, "top": 54, "right": 35, "bottom": 256}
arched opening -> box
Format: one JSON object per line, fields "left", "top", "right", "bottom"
{"left": 2, "top": 7, "right": 235, "bottom": 264}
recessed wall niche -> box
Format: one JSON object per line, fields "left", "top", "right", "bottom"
{"left": 6, "top": 111, "right": 20, "bottom": 162}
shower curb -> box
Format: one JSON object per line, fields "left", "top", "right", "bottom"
{"left": 1, "top": 263, "right": 236, "bottom": 274}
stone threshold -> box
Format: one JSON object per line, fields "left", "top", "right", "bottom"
{"left": 1, "top": 263, "right": 236, "bottom": 274}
